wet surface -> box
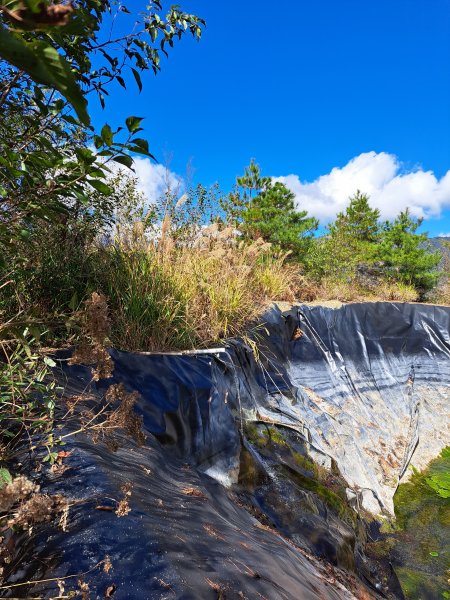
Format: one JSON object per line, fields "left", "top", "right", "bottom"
{"left": 370, "top": 447, "right": 450, "bottom": 600}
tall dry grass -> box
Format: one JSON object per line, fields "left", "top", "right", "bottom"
{"left": 98, "top": 222, "right": 298, "bottom": 351}
{"left": 314, "top": 277, "right": 418, "bottom": 303}
{"left": 429, "top": 275, "right": 450, "bottom": 306}
{"left": 376, "top": 281, "right": 418, "bottom": 302}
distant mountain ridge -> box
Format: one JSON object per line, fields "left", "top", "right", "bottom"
{"left": 428, "top": 237, "right": 450, "bottom": 269}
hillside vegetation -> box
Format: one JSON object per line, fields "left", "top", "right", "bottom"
{"left": 1, "top": 161, "right": 448, "bottom": 353}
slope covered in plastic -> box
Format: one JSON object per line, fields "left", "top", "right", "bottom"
{"left": 2, "top": 302, "right": 449, "bottom": 599}
{"left": 231, "top": 302, "right": 450, "bottom": 515}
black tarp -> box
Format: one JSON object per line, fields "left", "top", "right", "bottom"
{"left": 2, "top": 302, "right": 449, "bottom": 599}
{"left": 228, "top": 302, "right": 450, "bottom": 514}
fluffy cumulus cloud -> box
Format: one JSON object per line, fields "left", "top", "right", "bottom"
{"left": 274, "top": 152, "right": 450, "bottom": 223}
{"left": 131, "top": 157, "right": 183, "bottom": 202}
{"left": 107, "top": 155, "right": 183, "bottom": 204}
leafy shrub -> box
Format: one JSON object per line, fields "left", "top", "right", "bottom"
{"left": 0, "top": 334, "right": 58, "bottom": 457}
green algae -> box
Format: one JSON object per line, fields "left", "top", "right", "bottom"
{"left": 238, "top": 446, "right": 266, "bottom": 488}
{"left": 243, "top": 424, "right": 449, "bottom": 598}
{"left": 292, "top": 451, "right": 320, "bottom": 475}
{"left": 425, "top": 447, "right": 450, "bottom": 499}
{"left": 261, "top": 426, "right": 288, "bottom": 447}
{"left": 278, "top": 464, "right": 357, "bottom": 527}
{"left": 393, "top": 567, "right": 438, "bottom": 599}
{"left": 387, "top": 447, "right": 450, "bottom": 600}
{"left": 365, "top": 536, "right": 396, "bottom": 559}
{"left": 244, "top": 422, "right": 268, "bottom": 449}
{"left": 244, "top": 422, "right": 260, "bottom": 444}
{"left": 244, "top": 422, "right": 356, "bottom": 525}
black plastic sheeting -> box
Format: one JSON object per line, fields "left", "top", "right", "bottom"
{"left": 2, "top": 302, "right": 449, "bottom": 599}
{"left": 231, "top": 302, "right": 450, "bottom": 514}
{"left": 4, "top": 355, "right": 356, "bottom": 600}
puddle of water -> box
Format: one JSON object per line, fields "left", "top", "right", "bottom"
{"left": 380, "top": 447, "right": 450, "bottom": 600}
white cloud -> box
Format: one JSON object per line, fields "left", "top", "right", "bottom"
{"left": 90, "top": 144, "right": 184, "bottom": 205}
{"left": 438, "top": 232, "right": 450, "bottom": 237}
{"left": 132, "top": 157, "right": 183, "bottom": 203}
{"left": 274, "top": 152, "right": 450, "bottom": 223}
{"left": 106, "top": 155, "right": 183, "bottom": 204}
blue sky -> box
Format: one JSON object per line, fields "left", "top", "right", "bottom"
{"left": 90, "top": 0, "right": 450, "bottom": 236}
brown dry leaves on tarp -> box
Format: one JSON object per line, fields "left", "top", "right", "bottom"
{"left": 69, "top": 292, "right": 113, "bottom": 381}
{"left": 0, "top": 475, "right": 67, "bottom": 530}
{"left": 181, "top": 486, "right": 207, "bottom": 500}
{"left": 291, "top": 326, "right": 303, "bottom": 341}
{"left": 71, "top": 382, "right": 146, "bottom": 451}
{"left": 68, "top": 293, "right": 145, "bottom": 448}
{"left": 115, "top": 482, "right": 132, "bottom": 517}
{"left": 104, "top": 384, "right": 145, "bottom": 447}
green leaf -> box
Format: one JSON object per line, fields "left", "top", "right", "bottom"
{"left": 62, "top": 114, "right": 80, "bottom": 126}
{"left": 429, "top": 551, "right": 439, "bottom": 557}
{"left": 131, "top": 67, "right": 142, "bottom": 92}
{"left": 43, "top": 356, "right": 57, "bottom": 368}
{"left": 129, "top": 138, "right": 150, "bottom": 154}
{"left": 23, "top": 0, "right": 43, "bottom": 14}
{"left": 101, "top": 123, "right": 113, "bottom": 146}
{"left": 87, "top": 167, "right": 106, "bottom": 178}
{"left": 29, "top": 326, "right": 42, "bottom": 341}
{"left": 69, "top": 291, "right": 79, "bottom": 311}
{"left": 113, "top": 154, "right": 134, "bottom": 168}
{"left": 426, "top": 473, "right": 450, "bottom": 499}
{"left": 0, "top": 468, "right": 12, "bottom": 487}
{"left": 88, "top": 179, "right": 112, "bottom": 195}
{"left": 125, "top": 116, "right": 144, "bottom": 133}
{"left": 43, "top": 451, "right": 58, "bottom": 464}
{"left": 93, "top": 135, "right": 103, "bottom": 150}
{"left": 75, "top": 147, "right": 96, "bottom": 165}
{"left": 0, "top": 26, "right": 89, "bottom": 124}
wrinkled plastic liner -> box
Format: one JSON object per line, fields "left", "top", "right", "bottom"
{"left": 3, "top": 302, "right": 449, "bottom": 599}
{"left": 239, "top": 302, "right": 450, "bottom": 515}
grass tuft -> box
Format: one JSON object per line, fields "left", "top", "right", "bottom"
{"left": 96, "top": 228, "right": 296, "bottom": 351}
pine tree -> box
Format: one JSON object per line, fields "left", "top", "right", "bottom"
{"left": 241, "top": 181, "right": 318, "bottom": 259}
{"left": 329, "top": 190, "right": 380, "bottom": 243}
{"left": 375, "top": 209, "right": 441, "bottom": 292}
{"left": 220, "top": 159, "right": 271, "bottom": 224}
{"left": 312, "top": 191, "right": 381, "bottom": 279}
